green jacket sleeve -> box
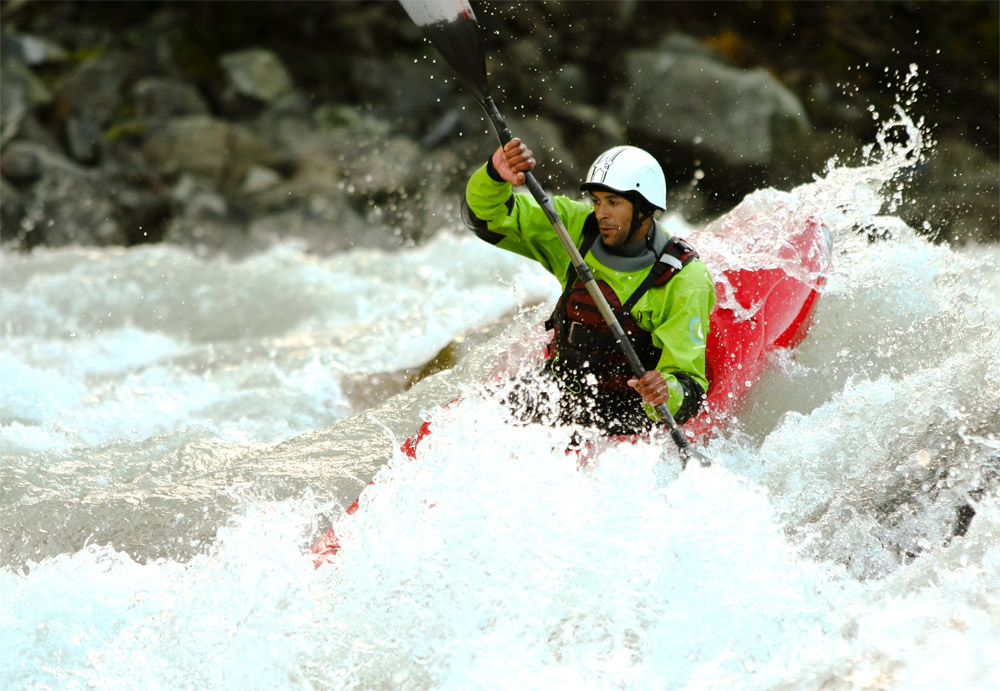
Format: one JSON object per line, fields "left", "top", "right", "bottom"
{"left": 465, "top": 162, "right": 593, "bottom": 284}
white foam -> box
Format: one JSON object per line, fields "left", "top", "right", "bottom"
{"left": 3, "top": 94, "right": 999, "bottom": 688}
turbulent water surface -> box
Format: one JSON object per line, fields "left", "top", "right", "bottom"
{"left": 2, "top": 107, "right": 999, "bottom": 689}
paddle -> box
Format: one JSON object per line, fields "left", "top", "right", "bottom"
{"left": 399, "top": 0, "right": 712, "bottom": 469}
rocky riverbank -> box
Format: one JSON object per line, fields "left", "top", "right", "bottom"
{"left": 1, "top": 0, "right": 997, "bottom": 254}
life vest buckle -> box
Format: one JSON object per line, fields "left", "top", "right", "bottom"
{"left": 567, "top": 321, "right": 588, "bottom": 346}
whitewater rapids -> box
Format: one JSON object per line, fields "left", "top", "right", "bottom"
{"left": 2, "top": 107, "right": 999, "bottom": 689}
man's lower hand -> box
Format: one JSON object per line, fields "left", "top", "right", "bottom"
{"left": 627, "top": 371, "right": 670, "bottom": 407}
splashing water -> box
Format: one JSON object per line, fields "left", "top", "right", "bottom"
{"left": 3, "top": 99, "right": 999, "bottom": 689}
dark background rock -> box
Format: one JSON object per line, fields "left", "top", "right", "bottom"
{"left": 133, "top": 76, "right": 210, "bottom": 121}
{"left": 624, "top": 36, "right": 811, "bottom": 168}
{"left": 1, "top": 57, "right": 52, "bottom": 146}
{"left": 1, "top": 0, "right": 996, "bottom": 252}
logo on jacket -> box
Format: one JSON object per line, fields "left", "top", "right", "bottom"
{"left": 689, "top": 316, "right": 706, "bottom": 346}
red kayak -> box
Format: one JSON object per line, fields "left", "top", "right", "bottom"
{"left": 683, "top": 193, "right": 831, "bottom": 439}
{"left": 312, "top": 192, "right": 831, "bottom": 562}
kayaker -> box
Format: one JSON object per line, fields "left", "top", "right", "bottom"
{"left": 463, "top": 138, "right": 716, "bottom": 436}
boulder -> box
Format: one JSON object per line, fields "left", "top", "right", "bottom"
{"left": 623, "top": 34, "right": 810, "bottom": 168}
{"left": 1, "top": 139, "right": 171, "bottom": 247}
{"left": 109, "top": 184, "right": 172, "bottom": 245}
{"left": 51, "top": 52, "right": 137, "bottom": 126}
{"left": 101, "top": 140, "right": 174, "bottom": 244}
{"left": 508, "top": 113, "right": 581, "bottom": 193}
{"left": 903, "top": 135, "right": 1000, "bottom": 244}
{"left": 0, "top": 177, "right": 25, "bottom": 243}
{"left": 51, "top": 52, "right": 139, "bottom": 163}
{"left": 142, "top": 115, "right": 275, "bottom": 191}
{"left": 349, "top": 55, "right": 454, "bottom": 121}
{"left": 162, "top": 173, "right": 249, "bottom": 254}
{"left": 325, "top": 115, "right": 424, "bottom": 198}
{"left": 1, "top": 140, "right": 86, "bottom": 183}
{"left": 0, "top": 31, "right": 69, "bottom": 66}
{"left": 133, "top": 77, "right": 210, "bottom": 121}
{"left": 253, "top": 107, "right": 338, "bottom": 163}
{"left": 8, "top": 110, "right": 63, "bottom": 152}
{"left": 240, "top": 165, "right": 283, "bottom": 195}
{"left": 64, "top": 115, "right": 103, "bottom": 163}
{"left": 240, "top": 159, "right": 375, "bottom": 252}
{"left": 19, "top": 167, "right": 126, "bottom": 247}
{"left": 0, "top": 59, "right": 52, "bottom": 146}
{"left": 220, "top": 48, "right": 295, "bottom": 104}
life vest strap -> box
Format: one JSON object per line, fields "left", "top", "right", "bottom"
{"left": 545, "top": 235, "right": 699, "bottom": 353}
{"left": 618, "top": 237, "right": 699, "bottom": 316}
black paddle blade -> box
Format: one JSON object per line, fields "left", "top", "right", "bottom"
{"left": 399, "top": 0, "right": 490, "bottom": 103}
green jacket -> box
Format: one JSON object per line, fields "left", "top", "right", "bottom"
{"left": 465, "top": 162, "right": 716, "bottom": 420}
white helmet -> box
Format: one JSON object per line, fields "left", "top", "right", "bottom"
{"left": 579, "top": 146, "right": 667, "bottom": 211}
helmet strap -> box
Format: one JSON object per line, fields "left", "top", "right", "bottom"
{"left": 627, "top": 203, "right": 655, "bottom": 245}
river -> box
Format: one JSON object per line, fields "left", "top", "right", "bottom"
{"left": 2, "top": 107, "right": 998, "bottom": 689}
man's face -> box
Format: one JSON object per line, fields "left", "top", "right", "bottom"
{"left": 589, "top": 191, "right": 636, "bottom": 247}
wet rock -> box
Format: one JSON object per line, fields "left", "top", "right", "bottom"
{"left": 902, "top": 135, "right": 1000, "bottom": 244}
{"left": 240, "top": 159, "right": 376, "bottom": 252}
{"left": 350, "top": 55, "right": 454, "bottom": 122}
{"left": 99, "top": 140, "right": 174, "bottom": 244}
{"left": 50, "top": 52, "right": 140, "bottom": 163}
{"left": 419, "top": 109, "right": 462, "bottom": 149}
{"left": 133, "top": 77, "right": 210, "bottom": 121}
{"left": 19, "top": 167, "right": 126, "bottom": 247}
{"left": 346, "top": 135, "right": 423, "bottom": 197}
{"left": 510, "top": 113, "right": 580, "bottom": 192}
{"left": 0, "top": 58, "right": 52, "bottom": 146}
{"left": 312, "top": 103, "right": 364, "bottom": 132}
{"left": 110, "top": 184, "right": 172, "bottom": 245}
{"left": 162, "top": 173, "right": 249, "bottom": 254}
{"left": 0, "top": 140, "right": 85, "bottom": 183}
{"left": 143, "top": 116, "right": 228, "bottom": 181}
{"left": 240, "top": 165, "right": 283, "bottom": 195}
{"left": 244, "top": 109, "right": 435, "bottom": 242}
{"left": 51, "top": 52, "right": 137, "bottom": 127}
{"left": 333, "top": 116, "right": 423, "bottom": 197}
{"left": 2, "top": 156, "right": 155, "bottom": 250}
{"left": 251, "top": 107, "right": 334, "bottom": 170}
{"left": 0, "top": 177, "right": 25, "bottom": 243}
{"left": 64, "top": 114, "right": 102, "bottom": 163}
{"left": 8, "top": 111, "right": 63, "bottom": 152}
{"left": 142, "top": 115, "right": 276, "bottom": 191}
{"left": 546, "top": 101, "right": 626, "bottom": 150}
{"left": 220, "top": 48, "right": 295, "bottom": 104}
{"left": 1, "top": 2, "right": 994, "bottom": 251}
{"left": 0, "top": 31, "right": 68, "bottom": 65}
{"left": 623, "top": 34, "right": 811, "bottom": 168}
{"left": 247, "top": 167, "right": 341, "bottom": 216}
{"left": 326, "top": 116, "right": 466, "bottom": 243}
